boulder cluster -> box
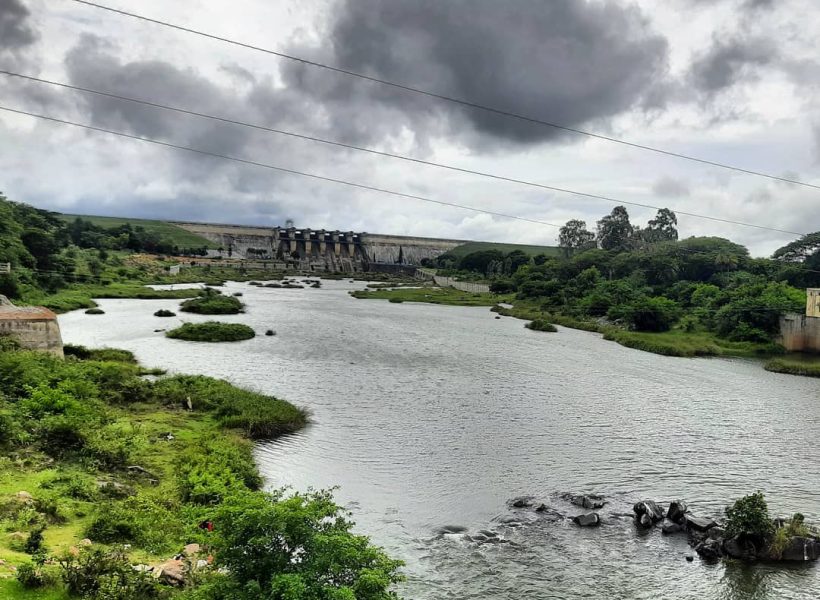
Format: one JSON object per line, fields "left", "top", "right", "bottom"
{"left": 632, "top": 499, "right": 820, "bottom": 563}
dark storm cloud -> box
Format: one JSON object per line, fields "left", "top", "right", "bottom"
{"left": 283, "top": 0, "right": 669, "bottom": 147}
{"left": 0, "top": 0, "right": 36, "bottom": 51}
{"left": 688, "top": 36, "right": 777, "bottom": 94}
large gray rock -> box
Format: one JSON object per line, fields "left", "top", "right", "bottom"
{"left": 778, "top": 537, "right": 820, "bottom": 562}
{"left": 684, "top": 514, "right": 717, "bottom": 532}
{"left": 667, "top": 500, "right": 688, "bottom": 524}
{"left": 572, "top": 513, "right": 601, "bottom": 527}
{"left": 638, "top": 514, "right": 653, "bottom": 528}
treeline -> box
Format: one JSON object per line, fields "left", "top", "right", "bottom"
{"left": 436, "top": 206, "right": 820, "bottom": 342}
{"left": 0, "top": 194, "right": 206, "bottom": 297}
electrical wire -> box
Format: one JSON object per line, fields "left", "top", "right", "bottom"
{"left": 1, "top": 69, "right": 808, "bottom": 237}
{"left": 69, "top": 0, "right": 820, "bottom": 192}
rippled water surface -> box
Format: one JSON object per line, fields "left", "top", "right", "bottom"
{"left": 58, "top": 279, "right": 820, "bottom": 599}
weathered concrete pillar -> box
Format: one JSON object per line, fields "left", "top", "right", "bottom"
{"left": 332, "top": 231, "right": 341, "bottom": 256}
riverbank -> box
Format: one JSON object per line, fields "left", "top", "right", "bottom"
{"left": 352, "top": 287, "right": 786, "bottom": 359}
{"left": 764, "top": 357, "right": 820, "bottom": 378}
{"left": 0, "top": 337, "right": 401, "bottom": 598}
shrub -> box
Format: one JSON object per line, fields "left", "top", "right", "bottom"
{"left": 608, "top": 296, "right": 681, "bottom": 332}
{"left": 85, "top": 308, "right": 105, "bottom": 315}
{"left": 726, "top": 491, "right": 773, "bottom": 540}
{"left": 166, "top": 322, "right": 255, "bottom": 343}
{"left": 24, "top": 526, "right": 45, "bottom": 554}
{"left": 16, "top": 560, "right": 51, "bottom": 589}
{"left": 388, "top": 297, "right": 404, "bottom": 303}
{"left": 154, "top": 309, "right": 176, "bottom": 317}
{"left": 60, "top": 547, "right": 165, "bottom": 599}
{"left": 525, "top": 319, "right": 557, "bottom": 332}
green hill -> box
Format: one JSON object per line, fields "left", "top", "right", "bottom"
{"left": 447, "top": 241, "right": 561, "bottom": 258}
{"left": 58, "top": 214, "right": 218, "bottom": 248}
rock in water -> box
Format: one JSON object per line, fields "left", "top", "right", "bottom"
{"left": 572, "top": 513, "right": 601, "bottom": 527}
{"left": 723, "top": 535, "right": 757, "bottom": 561}
{"left": 661, "top": 519, "right": 684, "bottom": 535}
{"left": 639, "top": 514, "right": 653, "bottom": 528}
{"left": 509, "top": 497, "right": 533, "bottom": 509}
{"left": 634, "top": 501, "right": 664, "bottom": 526}
{"left": 684, "top": 514, "right": 717, "bottom": 532}
{"left": 667, "top": 500, "right": 688, "bottom": 523}
{"left": 571, "top": 495, "right": 606, "bottom": 510}
{"left": 695, "top": 538, "right": 722, "bottom": 560}
{"left": 778, "top": 537, "right": 820, "bottom": 562}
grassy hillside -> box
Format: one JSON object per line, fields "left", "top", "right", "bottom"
{"left": 58, "top": 214, "right": 218, "bottom": 249}
{"left": 448, "top": 241, "right": 561, "bottom": 258}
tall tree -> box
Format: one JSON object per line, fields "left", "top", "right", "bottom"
{"left": 596, "top": 206, "right": 634, "bottom": 252}
{"left": 559, "top": 219, "right": 595, "bottom": 256}
{"left": 645, "top": 208, "right": 678, "bottom": 243}
{"left": 772, "top": 232, "right": 820, "bottom": 268}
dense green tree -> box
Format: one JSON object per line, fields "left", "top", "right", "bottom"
{"left": 559, "top": 219, "right": 595, "bottom": 256}
{"left": 645, "top": 208, "right": 678, "bottom": 243}
{"left": 596, "top": 206, "right": 634, "bottom": 252}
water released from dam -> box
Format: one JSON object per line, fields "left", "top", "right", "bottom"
{"left": 59, "top": 279, "right": 820, "bottom": 599}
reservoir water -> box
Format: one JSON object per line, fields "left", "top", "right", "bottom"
{"left": 58, "top": 279, "right": 820, "bottom": 599}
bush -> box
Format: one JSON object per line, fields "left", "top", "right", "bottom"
{"left": 60, "top": 547, "right": 166, "bottom": 599}
{"left": 24, "top": 526, "right": 45, "bottom": 554}
{"left": 726, "top": 491, "right": 773, "bottom": 540}
{"left": 166, "top": 322, "right": 255, "bottom": 343}
{"left": 85, "top": 308, "right": 105, "bottom": 315}
{"left": 608, "top": 296, "right": 681, "bottom": 332}
{"left": 153, "top": 309, "right": 176, "bottom": 317}
{"left": 16, "top": 560, "right": 51, "bottom": 589}
{"left": 525, "top": 319, "right": 557, "bottom": 332}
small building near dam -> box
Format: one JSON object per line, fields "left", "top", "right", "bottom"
{"left": 778, "top": 289, "right": 820, "bottom": 353}
{"left": 0, "top": 295, "right": 64, "bottom": 357}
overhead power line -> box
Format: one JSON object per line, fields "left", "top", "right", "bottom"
{"left": 70, "top": 0, "right": 820, "bottom": 192}
{"left": 0, "top": 70, "right": 807, "bottom": 237}
{"left": 0, "top": 104, "right": 563, "bottom": 229}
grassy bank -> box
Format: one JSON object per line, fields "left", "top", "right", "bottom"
{"left": 353, "top": 287, "right": 784, "bottom": 359}
{"left": 0, "top": 342, "right": 398, "bottom": 599}
{"left": 351, "top": 286, "right": 508, "bottom": 306}
{"left": 21, "top": 284, "right": 201, "bottom": 314}
{"left": 764, "top": 357, "right": 820, "bottom": 378}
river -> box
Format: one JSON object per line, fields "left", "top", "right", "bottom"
{"left": 58, "top": 278, "right": 820, "bottom": 599}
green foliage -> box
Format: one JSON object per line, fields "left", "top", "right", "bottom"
{"left": 525, "top": 319, "right": 557, "bottom": 332}
{"left": 16, "top": 559, "right": 52, "bottom": 589}
{"left": 152, "top": 375, "right": 306, "bottom": 438}
{"left": 60, "top": 547, "right": 167, "bottom": 599}
{"left": 154, "top": 309, "right": 176, "bottom": 317}
{"left": 726, "top": 492, "right": 773, "bottom": 539}
{"left": 85, "top": 493, "right": 183, "bottom": 553}
{"left": 211, "top": 489, "right": 404, "bottom": 600}
{"left": 85, "top": 308, "right": 105, "bottom": 315}
{"left": 177, "top": 435, "right": 262, "bottom": 505}
{"left": 64, "top": 344, "right": 137, "bottom": 363}
{"left": 769, "top": 513, "right": 812, "bottom": 559}
{"left": 180, "top": 289, "right": 244, "bottom": 315}
{"left": 608, "top": 296, "right": 681, "bottom": 332}
{"left": 24, "top": 526, "right": 45, "bottom": 554}
{"left": 166, "top": 322, "right": 256, "bottom": 342}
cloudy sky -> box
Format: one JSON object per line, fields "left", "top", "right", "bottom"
{"left": 1, "top": 0, "right": 819, "bottom": 255}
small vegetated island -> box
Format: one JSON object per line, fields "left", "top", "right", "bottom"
{"left": 166, "top": 321, "right": 255, "bottom": 342}
{"left": 179, "top": 288, "right": 244, "bottom": 315}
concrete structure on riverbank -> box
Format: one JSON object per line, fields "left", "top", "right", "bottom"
{"left": 174, "top": 222, "right": 464, "bottom": 273}
{"left": 778, "top": 289, "right": 820, "bottom": 353}
{"left": 0, "top": 296, "right": 64, "bottom": 357}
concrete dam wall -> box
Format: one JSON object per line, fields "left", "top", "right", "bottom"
{"left": 0, "top": 296, "right": 63, "bottom": 357}
{"left": 779, "top": 313, "right": 820, "bottom": 353}
{"left": 175, "top": 223, "right": 464, "bottom": 272}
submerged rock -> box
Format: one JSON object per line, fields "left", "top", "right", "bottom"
{"left": 509, "top": 496, "right": 534, "bottom": 509}
{"left": 695, "top": 538, "right": 722, "bottom": 561}
{"left": 435, "top": 525, "right": 468, "bottom": 536}
{"left": 661, "top": 519, "right": 684, "bottom": 535}
{"left": 572, "top": 513, "right": 601, "bottom": 527}
{"left": 571, "top": 495, "right": 606, "bottom": 510}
